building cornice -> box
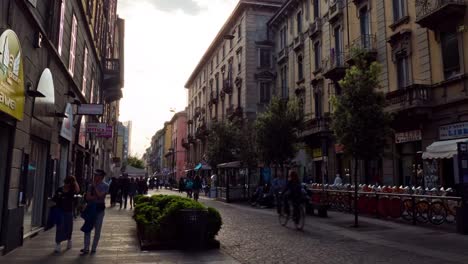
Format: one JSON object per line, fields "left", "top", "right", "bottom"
{"left": 184, "top": 0, "right": 284, "bottom": 89}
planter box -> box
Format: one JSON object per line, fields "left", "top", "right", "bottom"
{"left": 137, "top": 209, "right": 220, "bottom": 250}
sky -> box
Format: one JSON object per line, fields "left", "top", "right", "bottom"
{"left": 117, "top": 0, "right": 239, "bottom": 157}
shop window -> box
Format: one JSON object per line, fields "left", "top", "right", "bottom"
{"left": 441, "top": 31, "right": 460, "bottom": 79}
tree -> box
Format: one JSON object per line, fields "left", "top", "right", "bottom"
{"left": 331, "top": 49, "right": 391, "bottom": 227}
{"left": 255, "top": 97, "right": 303, "bottom": 168}
{"left": 127, "top": 155, "right": 145, "bottom": 169}
{"left": 206, "top": 121, "right": 240, "bottom": 169}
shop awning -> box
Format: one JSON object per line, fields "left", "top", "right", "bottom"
{"left": 422, "top": 138, "right": 468, "bottom": 159}
{"left": 217, "top": 161, "right": 241, "bottom": 168}
{"left": 194, "top": 163, "right": 212, "bottom": 171}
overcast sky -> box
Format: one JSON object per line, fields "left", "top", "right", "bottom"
{"left": 117, "top": 0, "right": 238, "bottom": 157}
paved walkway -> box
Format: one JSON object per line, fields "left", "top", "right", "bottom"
{"left": 0, "top": 200, "right": 238, "bottom": 264}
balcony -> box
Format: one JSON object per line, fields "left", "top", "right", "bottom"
{"left": 301, "top": 115, "right": 332, "bottom": 137}
{"left": 277, "top": 48, "right": 288, "bottom": 64}
{"left": 385, "top": 84, "right": 432, "bottom": 114}
{"left": 293, "top": 35, "right": 304, "bottom": 52}
{"left": 308, "top": 18, "right": 322, "bottom": 39}
{"left": 346, "top": 34, "right": 378, "bottom": 63}
{"left": 323, "top": 51, "right": 347, "bottom": 81}
{"left": 415, "top": 0, "right": 466, "bottom": 30}
{"left": 194, "top": 106, "right": 201, "bottom": 118}
{"left": 195, "top": 123, "right": 208, "bottom": 140}
{"left": 182, "top": 138, "right": 190, "bottom": 149}
{"left": 103, "top": 58, "right": 123, "bottom": 103}
{"left": 223, "top": 80, "right": 233, "bottom": 94}
{"left": 210, "top": 91, "right": 218, "bottom": 104}
{"left": 329, "top": 0, "right": 344, "bottom": 24}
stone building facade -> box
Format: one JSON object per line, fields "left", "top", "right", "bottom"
{"left": 0, "top": 0, "right": 124, "bottom": 253}
{"left": 184, "top": 0, "right": 286, "bottom": 168}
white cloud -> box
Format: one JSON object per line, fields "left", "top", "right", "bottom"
{"left": 117, "top": 0, "right": 238, "bottom": 157}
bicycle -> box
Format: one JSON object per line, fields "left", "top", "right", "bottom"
{"left": 278, "top": 194, "right": 306, "bottom": 230}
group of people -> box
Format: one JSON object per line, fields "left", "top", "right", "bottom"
{"left": 178, "top": 176, "right": 203, "bottom": 201}
{"left": 51, "top": 169, "right": 109, "bottom": 255}
{"left": 109, "top": 175, "right": 146, "bottom": 209}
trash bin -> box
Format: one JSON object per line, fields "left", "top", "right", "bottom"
{"left": 177, "top": 209, "right": 208, "bottom": 249}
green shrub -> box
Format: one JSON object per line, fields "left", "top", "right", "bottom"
{"left": 206, "top": 207, "right": 222, "bottom": 239}
{"left": 134, "top": 194, "right": 223, "bottom": 241}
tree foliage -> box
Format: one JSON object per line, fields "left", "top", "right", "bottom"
{"left": 331, "top": 49, "right": 391, "bottom": 160}
{"left": 255, "top": 97, "right": 304, "bottom": 166}
{"left": 127, "top": 155, "right": 145, "bottom": 169}
{"left": 206, "top": 121, "right": 240, "bottom": 168}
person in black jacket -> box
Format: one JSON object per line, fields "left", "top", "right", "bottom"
{"left": 120, "top": 174, "right": 130, "bottom": 209}
{"left": 109, "top": 177, "right": 118, "bottom": 207}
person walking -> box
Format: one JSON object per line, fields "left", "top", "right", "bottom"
{"left": 193, "top": 175, "right": 202, "bottom": 201}
{"left": 128, "top": 178, "right": 137, "bottom": 209}
{"left": 120, "top": 174, "right": 130, "bottom": 209}
{"left": 185, "top": 177, "right": 193, "bottom": 198}
{"left": 53, "top": 176, "right": 80, "bottom": 253}
{"left": 109, "top": 177, "right": 118, "bottom": 207}
{"left": 80, "top": 169, "right": 109, "bottom": 255}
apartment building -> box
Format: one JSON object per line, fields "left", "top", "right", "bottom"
{"left": 268, "top": 0, "right": 468, "bottom": 188}
{"left": 184, "top": 0, "right": 286, "bottom": 167}
{"left": 0, "top": 0, "right": 124, "bottom": 253}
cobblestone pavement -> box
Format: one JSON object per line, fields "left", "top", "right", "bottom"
{"left": 159, "top": 189, "right": 468, "bottom": 264}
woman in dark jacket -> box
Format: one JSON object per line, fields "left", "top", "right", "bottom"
{"left": 54, "top": 176, "right": 80, "bottom": 253}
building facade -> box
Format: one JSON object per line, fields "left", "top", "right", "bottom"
{"left": 0, "top": 0, "right": 124, "bottom": 253}
{"left": 166, "top": 111, "right": 187, "bottom": 182}
{"left": 267, "top": 0, "right": 468, "bottom": 188}
{"left": 184, "top": 0, "right": 286, "bottom": 168}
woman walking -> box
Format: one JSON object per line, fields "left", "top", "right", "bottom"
{"left": 128, "top": 178, "right": 137, "bottom": 209}
{"left": 54, "top": 176, "right": 80, "bottom": 253}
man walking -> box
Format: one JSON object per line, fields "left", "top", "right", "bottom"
{"left": 81, "top": 169, "right": 109, "bottom": 255}
{"left": 120, "top": 174, "right": 130, "bottom": 209}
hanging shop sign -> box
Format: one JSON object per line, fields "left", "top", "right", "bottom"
{"left": 96, "top": 125, "right": 113, "bottom": 138}
{"left": 86, "top": 123, "right": 107, "bottom": 133}
{"left": 439, "top": 122, "right": 468, "bottom": 140}
{"left": 60, "top": 103, "right": 73, "bottom": 141}
{"left": 395, "top": 130, "right": 422, "bottom": 144}
{"left": 312, "top": 148, "right": 322, "bottom": 159}
{"left": 77, "top": 104, "right": 104, "bottom": 115}
{"left": 0, "top": 29, "right": 25, "bottom": 120}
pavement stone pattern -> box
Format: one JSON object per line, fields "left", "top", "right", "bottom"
{"left": 0, "top": 195, "right": 238, "bottom": 264}
{"left": 162, "top": 189, "right": 468, "bottom": 264}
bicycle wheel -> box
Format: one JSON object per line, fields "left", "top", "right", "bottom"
{"left": 294, "top": 204, "right": 306, "bottom": 230}
{"left": 429, "top": 201, "right": 447, "bottom": 225}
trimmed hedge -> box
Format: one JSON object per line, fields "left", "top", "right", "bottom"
{"left": 134, "top": 194, "right": 222, "bottom": 241}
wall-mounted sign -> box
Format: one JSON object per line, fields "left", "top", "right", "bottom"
{"left": 312, "top": 148, "right": 322, "bottom": 159}
{"left": 77, "top": 104, "right": 104, "bottom": 115}
{"left": 395, "top": 130, "right": 422, "bottom": 144}
{"left": 335, "top": 144, "right": 344, "bottom": 154}
{"left": 34, "top": 68, "right": 55, "bottom": 127}
{"left": 86, "top": 123, "right": 107, "bottom": 133}
{"left": 440, "top": 122, "right": 468, "bottom": 140}
{"left": 60, "top": 103, "right": 73, "bottom": 141}
{"left": 97, "top": 125, "right": 113, "bottom": 138}
{"left": 0, "top": 30, "right": 25, "bottom": 120}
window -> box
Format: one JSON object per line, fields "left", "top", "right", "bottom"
{"left": 298, "top": 55, "right": 304, "bottom": 81}
{"left": 90, "top": 78, "right": 95, "bottom": 103}
{"left": 237, "top": 50, "right": 242, "bottom": 73}
{"left": 280, "top": 27, "right": 287, "bottom": 49}
{"left": 259, "top": 48, "right": 271, "bottom": 68}
{"left": 441, "top": 31, "right": 460, "bottom": 79}
{"left": 215, "top": 73, "right": 219, "bottom": 95}
{"left": 238, "top": 23, "right": 242, "bottom": 40}
{"left": 210, "top": 60, "right": 213, "bottom": 72}
{"left": 360, "top": 7, "right": 370, "bottom": 37}
{"left": 216, "top": 53, "right": 219, "bottom": 65}
{"left": 396, "top": 56, "right": 410, "bottom": 89}
{"left": 260, "top": 82, "right": 271, "bottom": 103}
{"left": 281, "top": 66, "right": 288, "bottom": 98}
{"left": 314, "top": 89, "right": 322, "bottom": 118}
{"left": 82, "top": 47, "right": 88, "bottom": 93}
{"left": 57, "top": 0, "right": 66, "bottom": 55}
{"left": 69, "top": 14, "right": 78, "bottom": 76}
{"left": 314, "top": 42, "right": 321, "bottom": 70}
{"left": 297, "top": 11, "right": 303, "bottom": 35}
{"left": 393, "top": 0, "right": 406, "bottom": 22}
{"left": 222, "top": 44, "right": 225, "bottom": 58}
{"left": 313, "top": 0, "right": 320, "bottom": 19}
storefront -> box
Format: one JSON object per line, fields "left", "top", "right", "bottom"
{"left": 0, "top": 29, "right": 25, "bottom": 246}
{"left": 422, "top": 122, "right": 468, "bottom": 189}
{"left": 395, "top": 130, "right": 423, "bottom": 186}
